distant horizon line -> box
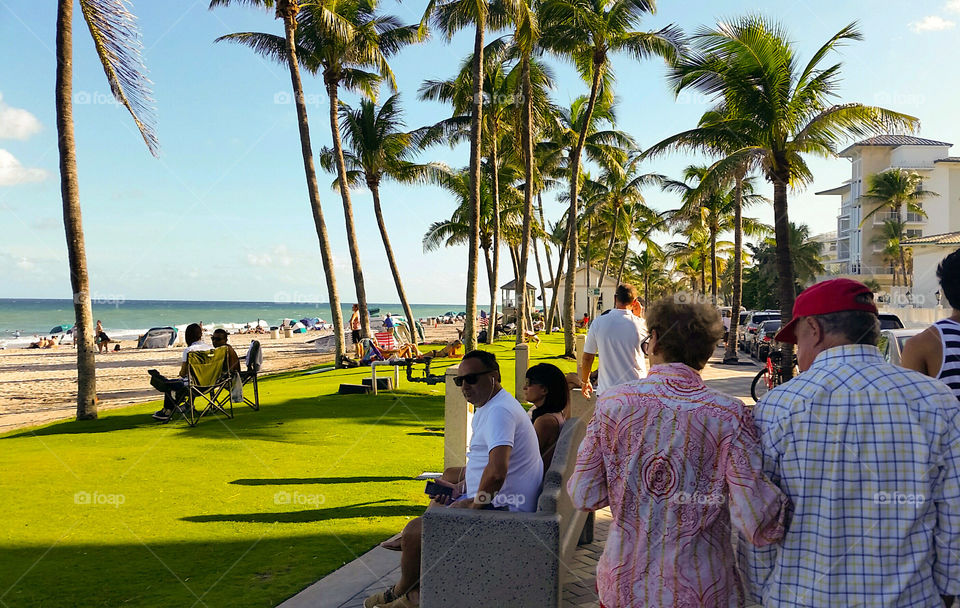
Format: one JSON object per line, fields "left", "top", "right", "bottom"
{"left": 0, "top": 298, "right": 469, "bottom": 306}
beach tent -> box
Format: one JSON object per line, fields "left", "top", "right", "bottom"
{"left": 50, "top": 324, "right": 73, "bottom": 334}
{"left": 138, "top": 327, "right": 178, "bottom": 349}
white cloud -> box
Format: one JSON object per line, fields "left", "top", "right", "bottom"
{"left": 945, "top": 0, "right": 960, "bottom": 13}
{"left": 909, "top": 15, "right": 956, "bottom": 32}
{"left": 16, "top": 256, "right": 34, "bottom": 271}
{"left": 0, "top": 94, "right": 42, "bottom": 140}
{"left": 246, "top": 245, "right": 295, "bottom": 268}
{"left": 247, "top": 252, "right": 272, "bottom": 267}
{"left": 0, "top": 149, "right": 48, "bottom": 186}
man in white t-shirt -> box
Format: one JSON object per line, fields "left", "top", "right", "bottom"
{"left": 149, "top": 323, "right": 211, "bottom": 422}
{"left": 579, "top": 283, "right": 647, "bottom": 397}
{"left": 365, "top": 350, "right": 543, "bottom": 608}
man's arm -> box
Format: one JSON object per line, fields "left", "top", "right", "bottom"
{"left": 472, "top": 445, "right": 510, "bottom": 509}
{"left": 579, "top": 353, "right": 597, "bottom": 397}
{"left": 178, "top": 361, "right": 189, "bottom": 378}
{"left": 226, "top": 346, "right": 241, "bottom": 373}
{"left": 901, "top": 327, "right": 940, "bottom": 376}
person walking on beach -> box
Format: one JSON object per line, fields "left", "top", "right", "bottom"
{"left": 902, "top": 247, "right": 960, "bottom": 401}
{"left": 740, "top": 278, "right": 960, "bottom": 606}
{"left": 350, "top": 304, "right": 362, "bottom": 358}
{"left": 568, "top": 296, "right": 787, "bottom": 608}
{"left": 578, "top": 283, "right": 647, "bottom": 397}
{"left": 95, "top": 320, "right": 110, "bottom": 353}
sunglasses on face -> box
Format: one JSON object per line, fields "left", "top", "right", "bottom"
{"left": 640, "top": 334, "right": 651, "bottom": 356}
{"left": 453, "top": 369, "right": 493, "bottom": 387}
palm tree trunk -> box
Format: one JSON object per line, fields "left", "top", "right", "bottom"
{"left": 710, "top": 227, "right": 718, "bottom": 304}
{"left": 644, "top": 273, "right": 649, "bottom": 306}
{"left": 279, "top": 12, "right": 345, "bottom": 364}
{"left": 615, "top": 215, "right": 633, "bottom": 285}
{"left": 586, "top": 218, "right": 592, "bottom": 319}
{"left": 699, "top": 253, "right": 706, "bottom": 295}
{"left": 723, "top": 175, "right": 743, "bottom": 363}
{"left": 369, "top": 180, "right": 417, "bottom": 344}
{"left": 325, "top": 77, "right": 370, "bottom": 339}
{"left": 463, "top": 23, "right": 485, "bottom": 352}
{"left": 772, "top": 175, "right": 796, "bottom": 380}
{"left": 489, "top": 145, "right": 500, "bottom": 344}
{"left": 516, "top": 52, "right": 535, "bottom": 345}
{"left": 563, "top": 63, "right": 603, "bottom": 356}
{"left": 537, "top": 192, "right": 556, "bottom": 333}
{"left": 483, "top": 245, "right": 495, "bottom": 333}
{"left": 533, "top": 235, "right": 546, "bottom": 324}
{"left": 547, "top": 239, "right": 567, "bottom": 332}
{"left": 57, "top": 0, "right": 97, "bottom": 420}
{"left": 597, "top": 207, "right": 618, "bottom": 289}
{"left": 899, "top": 237, "right": 910, "bottom": 288}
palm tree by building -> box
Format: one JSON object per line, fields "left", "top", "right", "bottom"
{"left": 669, "top": 18, "right": 917, "bottom": 376}
{"left": 59, "top": 0, "right": 159, "bottom": 419}
{"left": 859, "top": 168, "right": 936, "bottom": 286}
{"left": 871, "top": 220, "right": 907, "bottom": 287}
{"left": 538, "top": 0, "right": 682, "bottom": 355}
{"left": 318, "top": 94, "right": 427, "bottom": 343}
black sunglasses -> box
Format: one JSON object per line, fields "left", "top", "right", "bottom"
{"left": 453, "top": 369, "right": 493, "bottom": 387}
{"left": 640, "top": 334, "right": 651, "bottom": 356}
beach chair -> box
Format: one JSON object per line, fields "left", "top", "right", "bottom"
{"left": 359, "top": 338, "right": 385, "bottom": 365}
{"left": 176, "top": 346, "right": 234, "bottom": 427}
{"left": 239, "top": 340, "right": 262, "bottom": 411}
{"left": 374, "top": 331, "right": 398, "bottom": 352}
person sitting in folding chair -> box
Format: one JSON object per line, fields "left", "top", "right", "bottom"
{"left": 149, "top": 323, "right": 211, "bottom": 422}
{"left": 211, "top": 329, "right": 241, "bottom": 374}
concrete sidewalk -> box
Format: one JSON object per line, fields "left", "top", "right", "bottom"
{"left": 278, "top": 350, "right": 760, "bottom": 608}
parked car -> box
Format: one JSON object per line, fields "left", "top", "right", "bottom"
{"left": 878, "top": 313, "right": 904, "bottom": 330}
{"left": 752, "top": 319, "right": 782, "bottom": 361}
{"left": 879, "top": 328, "right": 922, "bottom": 365}
{"left": 741, "top": 311, "right": 780, "bottom": 354}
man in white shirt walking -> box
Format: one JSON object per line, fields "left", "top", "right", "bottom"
{"left": 579, "top": 283, "right": 647, "bottom": 397}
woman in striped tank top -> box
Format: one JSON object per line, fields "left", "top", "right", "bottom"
{"left": 902, "top": 248, "right": 960, "bottom": 400}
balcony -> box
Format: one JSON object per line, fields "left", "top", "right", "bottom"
{"left": 905, "top": 212, "right": 927, "bottom": 223}
{"left": 872, "top": 212, "right": 900, "bottom": 225}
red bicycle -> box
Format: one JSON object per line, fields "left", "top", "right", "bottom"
{"left": 751, "top": 349, "right": 797, "bottom": 402}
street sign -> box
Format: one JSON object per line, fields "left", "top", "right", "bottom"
{"left": 589, "top": 288, "right": 601, "bottom": 296}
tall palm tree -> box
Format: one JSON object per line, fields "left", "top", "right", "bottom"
{"left": 615, "top": 205, "right": 667, "bottom": 285}
{"left": 219, "top": 0, "right": 418, "bottom": 340}
{"left": 859, "top": 168, "right": 936, "bottom": 285}
{"left": 318, "top": 94, "right": 426, "bottom": 342}
{"left": 669, "top": 17, "right": 917, "bottom": 376}
{"left": 59, "top": 0, "right": 158, "bottom": 419}
{"left": 871, "top": 220, "right": 906, "bottom": 287}
{"left": 210, "top": 0, "right": 351, "bottom": 365}
{"left": 422, "top": 0, "right": 514, "bottom": 351}
{"left": 539, "top": 0, "right": 682, "bottom": 355}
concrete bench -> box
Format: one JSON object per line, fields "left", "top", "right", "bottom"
{"left": 419, "top": 415, "right": 591, "bottom": 608}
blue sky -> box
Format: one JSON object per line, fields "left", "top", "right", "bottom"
{"left": 1, "top": 0, "right": 958, "bottom": 303}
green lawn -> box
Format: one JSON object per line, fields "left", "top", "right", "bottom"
{"left": 0, "top": 334, "right": 575, "bottom": 607}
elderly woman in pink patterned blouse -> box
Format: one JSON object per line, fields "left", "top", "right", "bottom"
{"left": 568, "top": 295, "right": 788, "bottom": 608}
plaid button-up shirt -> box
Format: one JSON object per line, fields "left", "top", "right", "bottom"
{"left": 739, "top": 344, "right": 960, "bottom": 607}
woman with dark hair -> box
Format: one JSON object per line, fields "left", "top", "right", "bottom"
{"left": 523, "top": 363, "right": 569, "bottom": 471}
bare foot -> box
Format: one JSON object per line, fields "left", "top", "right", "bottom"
{"left": 379, "top": 535, "right": 402, "bottom": 551}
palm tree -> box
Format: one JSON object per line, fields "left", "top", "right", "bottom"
{"left": 210, "top": 0, "right": 351, "bottom": 365}
{"left": 615, "top": 206, "right": 667, "bottom": 285}
{"left": 871, "top": 220, "right": 906, "bottom": 287}
{"left": 627, "top": 248, "right": 663, "bottom": 305}
{"left": 669, "top": 18, "right": 917, "bottom": 376}
{"left": 58, "top": 0, "right": 158, "bottom": 419}
{"left": 318, "top": 94, "right": 426, "bottom": 342}
{"left": 539, "top": 0, "right": 682, "bottom": 355}
{"left": 859, "top": 168, "right": 936, "bottom": 285}
{"left": 219, "top": 0, "right": 418, "bottom": 341}
{"left": 422, "top": 0, "right": 514, "bottom": 351}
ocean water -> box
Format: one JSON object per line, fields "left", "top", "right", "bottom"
{"left": 0, "top": 299, "right": 475, "bottom": 347}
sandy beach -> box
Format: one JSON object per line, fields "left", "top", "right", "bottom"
{"left": 0, "top": 323, "right": 464, "bottom": 432}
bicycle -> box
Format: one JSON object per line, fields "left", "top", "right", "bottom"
{"left": 751, "top": 349, "right": 797, "bottom": 402}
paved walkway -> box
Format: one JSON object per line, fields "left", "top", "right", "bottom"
{"left": 280, "top": 349, "right": 760, "bottom": 608}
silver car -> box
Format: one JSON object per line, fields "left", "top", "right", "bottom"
{"left": 878, "top": 328, "right": 922, "bottom": 366}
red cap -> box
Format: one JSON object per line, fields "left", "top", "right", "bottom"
{"left": 775, "top": 278, "right": 878, "bottom": 344}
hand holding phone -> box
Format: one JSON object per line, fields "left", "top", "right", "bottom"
{"left": 425, "top": 480, "right": 458, "bottom": 505}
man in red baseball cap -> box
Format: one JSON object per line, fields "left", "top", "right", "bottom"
{"left": 739, "top": 278, "right": 960, "bottom": 606}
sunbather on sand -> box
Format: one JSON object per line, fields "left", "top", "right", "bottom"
{"left": 422, "top": 339, "right": 463, "bottom": 359}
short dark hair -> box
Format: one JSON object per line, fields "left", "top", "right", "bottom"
{"left": 212, "top": 328, "right": 228, "bottom": 341}
{"left": 185, "top": 323, "right": 203, "bottom": 345}
{"left": 526, "top": 363, "right": 569, "bottom": 421}
{"left": 938, "top": 248, "right": 960, "bottom": 310}
{"left": 646, "top": 295, "right": 724, "bottom": 370}
{"left": 462, "top": 350, "right": 499, "bottom": 373}
{"left": 615, "top": 283, "right": 637, "bottom": 305}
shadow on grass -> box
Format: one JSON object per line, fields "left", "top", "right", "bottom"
{"left": 230, "top": 476, "right": 410, "bottom": 485}
{"left": 182, "top": 500, "right": 423, "bottom": 524}
{"left": 3, "top": 387, "right": 445, "bottom": 441}
{"left": 407, "top": 431, "right": 443, "bottom": 437}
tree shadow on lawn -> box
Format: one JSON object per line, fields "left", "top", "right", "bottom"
{"left": 2, "top": 389, "right": 445, "bottom": 441}
{"left": 0, "top": 531, "right": 388, "bottom": 608}
{"left": 182, "top": 499, "right": 424, "bottom": 524}
{"left": 231, "top": 476, "right": 411, "bottom": 485}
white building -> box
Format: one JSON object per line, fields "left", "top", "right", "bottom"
{"left": 901, "top": 231, "right": 960, "bottom": 308}
{"left": 543, "top": 265, "right": 619, "bottom": 318}
{"left": 815, "top": 135, "right": 960, "bottom": 292}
